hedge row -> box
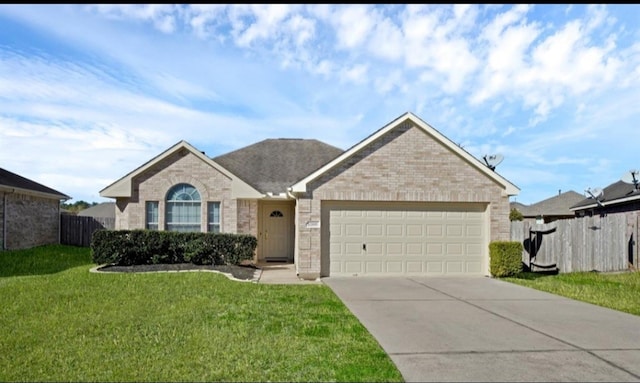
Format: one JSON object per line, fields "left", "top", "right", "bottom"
{"left": 489, "top": 241, "right": 523, "bottom": 277}
{"left": 91, "top": 230, "right": 257, "bottom": 266}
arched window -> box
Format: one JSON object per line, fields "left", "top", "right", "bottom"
{"left": 166, "top": 183, "right": 201, "bottom": 232}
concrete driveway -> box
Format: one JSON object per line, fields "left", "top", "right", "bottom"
{"left": 323, "top": 276, "right": 640, "bottom": 382}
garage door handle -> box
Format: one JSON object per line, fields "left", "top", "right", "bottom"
{"left": 363, "top": 243, "right": 366, "bottom": 251}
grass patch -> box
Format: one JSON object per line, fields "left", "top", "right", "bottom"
{"left": 0, "top": 245, "right": 403, "bottom": 382}
{"left": 504, "top": 271, "right": 640, "bottom": 316}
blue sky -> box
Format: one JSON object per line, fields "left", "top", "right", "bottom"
{"left": 1, "top": 4, "right": 639, "bottom": 205}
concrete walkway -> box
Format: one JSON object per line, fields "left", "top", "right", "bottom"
{"left": 256, "top": 262, "right": 322, "bottom": 284}
{"left": 323, "top": 276, "right": 640, "bottom": 382}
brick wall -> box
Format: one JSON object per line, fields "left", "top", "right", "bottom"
{"left": 114, "top": 149, "right": 242, "bottom": 233}
{"left": 237, "top": 199, "right": 258, "bottom": 236}
{"left": 2, "top": 191, "right": 60, "bottom": 250}
{"left": 296, "top": 121, "right": 510, "bottom": 276}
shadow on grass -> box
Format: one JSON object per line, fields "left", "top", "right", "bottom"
{"left": 509, "top": 271, "right": 557, "bottom": 281}
{"left": 0, "top": 244, "right": 92, "bottom": 277}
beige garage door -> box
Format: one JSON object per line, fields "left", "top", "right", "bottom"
{"left": 324, "top": 202, "right": 487, "bottom": 276}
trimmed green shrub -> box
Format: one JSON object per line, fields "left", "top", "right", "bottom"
{"left": 489, "top": 241, "right": 523, "bottom": 277}
{"left": 509, "top": 208, "right": 524, "bottom": 221}
{"left": 91, "top": 230, "right": 257, "bottom": 266}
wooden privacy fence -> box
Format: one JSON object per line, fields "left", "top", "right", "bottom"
{"left": 510, "top": 214, "right": 638, "bottom": 273}
{"left": 60, "top": 215, "right": 115, "bottom": 247}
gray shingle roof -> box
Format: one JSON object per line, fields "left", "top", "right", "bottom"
{"left": 213, "top": 139, "right": 344, "bottom": 194}
{"left": 77, "top": 202, "right": 116, "bottom": 218}
{"left": 0, "top": 167, "right": 70, "bottom": 199}
{"left": 571, "top": 180, "right": 640, "bottom": 209}
{"left": 512, "top": 190, "right": 584, "bottom": 217}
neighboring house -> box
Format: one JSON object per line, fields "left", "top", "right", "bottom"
{"left": 100, "top": 112, "right": 520, "bottom": 278}
{"left": 77, "top": 202, "right": 116, "bottom": 219}
{"left": 571, "top": 180, "right": 640, "bottom": 217}
{"left": 0, "top": 167, "right": 70, "bottom": 250}
{"left": 77, "top": 202, "right": 116, "bottom": 230}
{"left": 510, "top": 190, "right": 584, "bottom": 224}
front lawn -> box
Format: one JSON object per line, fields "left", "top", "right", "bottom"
{"left": 504, "top": 271, "right": 640, "bottom": 316}
{"left": 0, "top": 245, "right": 403, "bottom": 382}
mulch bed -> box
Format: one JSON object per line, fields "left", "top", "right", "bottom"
{"left": 96, "top": 263, "right": 260, "bottom": 281}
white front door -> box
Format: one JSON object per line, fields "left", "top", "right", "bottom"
{"left": 261, "top": 202, "right": 294, "bottom": 262}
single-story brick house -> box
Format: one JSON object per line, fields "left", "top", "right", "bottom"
{"left": 0, "top": 167, "right": 71, "bottom": 250}
{"left": 100, "top": 112, "right": 520, "bottom": 278}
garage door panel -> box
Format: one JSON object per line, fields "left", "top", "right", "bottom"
{"left": 407, "top": 224, "right": 423, "bottom": 236}
{"left": 406, "top": 243, "right": 423, "bottom": 255}
{"left": 345, "top": 261, "right": 363, "bottom": 273}
{"left": 446, "top": 243, "right": 464, "bottom": 255}
{"left": 427, "top": 243, "right": 444, "bottom": 256}
{"left": 387, "top": 225, "right": 403, "bottom": 236}
{"left": 407, "top": 261, "right": 424, "bottom": 273}
{"left": 426, "top": 262, "right": 442, "bottom": 273}
{"left": 467, "top": 243, "right": 483, "bottom": 256}
{"left": 327, "top": 202, "right": 487, "bottom": 276}
{"left": 466, "top": 261, "right": 482, "bottom": 273}
{"left": 386, "top": 242, "right": 403, "bottom": 255}
{"left": 366, "top": 224, "right": 383, "bottom": 236}
{"left": 345, "top": 242, "right": 362, "bottom": 255}
{"left": 387, "top": 211, "right": 404, "bottom": 218}
{"left": 446, "top": 262, "right": 464, "bottom": 273}
{"left": 446, "top": 225, "right": 464, "bottom": 237}
{"left": 427, "top": 225, "right": 444, "bottom": 237}
{"left": 467, "top": 225, "right": 482, "bottom": 237}
{"left": 345, "top": 224, "right": 362, "bottom": 236}
{"left": 387, "top": 261, "right": 403, "bottom": 273}
{"left": 367, "top": 242, "right": 384, "bottom": 255}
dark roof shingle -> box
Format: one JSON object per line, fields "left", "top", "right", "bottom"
{"left": 0, "top": 167, "right": 70, "bottom": 199}
{"left": 571, "top": 180, "right": 640, "bottom": 209}
{"left": 78, "top": 202, "right": 116, "bottom": 218}
{"left": 512, "top": 190, "right": 584, "bottom": 217}
{"left": 213, "top": 139, "right": 343, "bottom": 194}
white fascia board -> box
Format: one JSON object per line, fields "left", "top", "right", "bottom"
{"left": 291, "top": 112, "right": 520, "bottom": 196}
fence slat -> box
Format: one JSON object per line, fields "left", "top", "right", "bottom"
{"left": 60, "top": 215, "right": 115, "bottom": 247}
{"left": 511, "top": 214, "right": 629, "bottom": 273}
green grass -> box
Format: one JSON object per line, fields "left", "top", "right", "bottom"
{"left": 0, "top": 245, "right": 403, "bottom": 382}
{"left": 504, "top": 271, "right": 640, "bottom": 316}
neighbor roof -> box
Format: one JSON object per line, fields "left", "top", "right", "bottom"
{"left": 78, "top": 202, "right": 116, "bottom": 218}
{"left": 514, "top": 190, "right": 583, "bottom": 217}
{"left": 571, "top": 180, "right": 640, "bottom": 210}
{"left": 0, "top": 167, "right": 70, "bottom": 200}
{"left": 213, "top": 138, "right": 344, "bottom": 194}
{"left": 290, "top": 112, "right": 520, "bottom": 195}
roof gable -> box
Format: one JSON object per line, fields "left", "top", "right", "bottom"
{"left": 290, "top": 112, "right": 520, "bottom": 195}
{"left": 100, "top": 140, "right": 262, "bottom": 199}
{"left": 0, "top": 167, "right": 70, "bottom": 200}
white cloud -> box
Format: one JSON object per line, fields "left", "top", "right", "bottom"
{"left": 90, "top": 4, "right": 180, "bottom": 33}
{"left": 331, "top": 5, "right": 376, "bottom": 50}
